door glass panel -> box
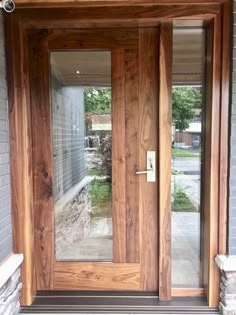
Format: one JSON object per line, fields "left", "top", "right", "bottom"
{"left": 50, "top": 51, "right": 112, "bottom": 261}
{"left": 172, "top": 26, "right": 205, "bottom": 287}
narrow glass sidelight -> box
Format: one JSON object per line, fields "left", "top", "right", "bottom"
{"left": 171, "top": 24, "right": 205, "bottom": 288}
{"left": 50, "top": 51, "right": 112, "bottom": 261}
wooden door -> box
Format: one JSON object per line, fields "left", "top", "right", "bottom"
{"left": 29, "top": 27, "right": 159, "bottom": 291}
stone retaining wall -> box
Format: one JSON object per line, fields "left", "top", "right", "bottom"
{"left": 55, "top": 178, "right": 92, "bottom": 259}
{"left": 216, "top": 255, "right": 236, "bottom": 315}
{"left": 0, "top": 254, "right": 23, "bottom": 315}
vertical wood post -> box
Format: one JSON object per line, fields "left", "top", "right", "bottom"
{"left": 159, "top": 23, "right": 173, "bottom": 301}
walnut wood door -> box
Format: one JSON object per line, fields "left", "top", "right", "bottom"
{"left": 29, "top": 28, "right": 158, "bottom": 291}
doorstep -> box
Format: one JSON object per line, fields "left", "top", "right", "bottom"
{"left": 19, "top": 292, "right": 219, "bottom": 315}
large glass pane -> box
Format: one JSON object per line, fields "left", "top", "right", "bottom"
{"left": 172, "top": 26, "right": 205, "bottom": 287}
{"left": 50, "top": 51, "right": 112, "bottom": 261}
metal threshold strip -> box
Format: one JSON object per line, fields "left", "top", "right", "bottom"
{"left": 20, "top": 292, "right": 219, "bottom": 314}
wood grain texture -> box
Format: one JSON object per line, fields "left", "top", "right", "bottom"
{"left": 28, "top": 28, "right": 157, "bottom": 291}
{"left": 207, "top": 13, "right": 221, "bottom": 308}
{"left": 125, "top": 49, "right": 140, "bottom": 263}
{"left": 112, "top": 49, "right": 126, "bottom": 263}
{"left": 139, "top": 28, "right": 158, "bottom": 291}
{"left": 202, "top": 16, "right": 221, "bottom": 307}
{"left": 54, "top": 263, "right": 140, "bottom": 290}
{"left": 48, "top": 29, "right": 138, "bottom": 49}
{"left": 172, "top": 288, "right": 205, "bottom": 297}
{"left": 158, "top": 23, "right": 172, "bottom": 301}
{"left": 12, "top": 5, "right": 220, "bottom": 29}
{"left": 218, "top": 1, "right": 230, "bottom": 255}
{"left": 28, "top": 29, "right": 54, "bottom": 291}
{"left": 5, "top": 14, "right": 35, "bottom": 305}
{"left": 5, "top": 0, "right": 231, "bottom": 305}
{"left": 14, "top": 0, "right": 229, "bottom": 7}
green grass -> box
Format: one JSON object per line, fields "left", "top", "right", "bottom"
{"left": 172, "top": 196, "right": 198, "bottom": 212}
{"left": 172, "top": 148, "right": 200, "bottom": 158}
{"left": 88, "top": 169, "right": 104, "bottom": 176}
{"left": 89, "top": 179, "right": 112, "bottom": 217}
{"left": 172, "top": 182, "right": 198, "bottom": 212}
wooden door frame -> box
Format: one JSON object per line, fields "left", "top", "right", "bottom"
{"left": 5, "top": 0, "right": 230, "bottom": 307}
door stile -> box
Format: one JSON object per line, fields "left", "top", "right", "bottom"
{"left": 158, "top": 23, "right": 173, "bottom": 301}
{"left": 28, "top": 29, "right": 55, "bottom": 290}
{"left": 202, "top": 13, "right": 222, "bottom": 307}
{"left": 218, "top": 0, "right": 231, "bottom": 256}
{"left": 112, "top": 49, "right": 126, "bottom": 263}
{"left": 124, "top": 48, "right": 140, "bottom": 263}
{"left": 139, "top": 27, "right": 159, "bottom": 291}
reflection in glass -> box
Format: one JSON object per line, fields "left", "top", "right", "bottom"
{"left": 172, "top": 27, "right": 205, "bottom": 287}
{"left": 51, "top": 51, "right": 112, "bottom": 261}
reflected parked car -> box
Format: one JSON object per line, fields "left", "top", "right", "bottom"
{"left": 192, "top": 136, "right": 200, "bottom": 148}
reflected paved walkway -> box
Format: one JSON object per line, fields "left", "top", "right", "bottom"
{"left": 172, "top": 212, "right": 200, "bottom": 287}
{"left": 58, "top": 212, "right": 200, "bottom": 288}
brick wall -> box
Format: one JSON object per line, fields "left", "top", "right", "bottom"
{"left": 51, "top": 77, "right": 86, "bottom": 202}
{"left": 0, "top": 12, "right": 12, "bottom": 262}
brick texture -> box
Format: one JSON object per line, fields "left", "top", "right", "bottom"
{"left": 51, "top": 77, "right": 86, "bottom": 202}
{"left": 0, "top": 12, "right": 12, "bottom": 263}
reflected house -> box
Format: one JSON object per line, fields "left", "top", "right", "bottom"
{"left": 91, "top": 114, "right": 112, "bottom": 131}
{"left": 175, "top": 122, "right": 202, "bottom": 148}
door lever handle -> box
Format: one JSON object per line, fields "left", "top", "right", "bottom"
{"left": 135, "top": 151, "right": 156, "bottom": 182}
{"left": 136, "top": 169, "right": 152, "bottom": 175}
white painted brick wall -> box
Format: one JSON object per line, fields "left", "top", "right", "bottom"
{"left": 0, "top": 11, "right": 12, "bottom": 263}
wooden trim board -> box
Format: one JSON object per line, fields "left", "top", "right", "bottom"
{"left": 158, "top": 23, "right": 173, "bottom": 301}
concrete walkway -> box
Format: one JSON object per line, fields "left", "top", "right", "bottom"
{"left": 172, "top": 212, "right": 201, "bottom": 287}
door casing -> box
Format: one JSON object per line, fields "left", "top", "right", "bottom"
{"left": 5, "top": 0, "right": 231, "bottom": 307}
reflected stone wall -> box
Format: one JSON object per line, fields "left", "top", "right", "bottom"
{"left": 55, "top": 178, "right": 92, "bottom": 260}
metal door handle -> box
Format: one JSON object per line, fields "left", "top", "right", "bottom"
{"left": 135, "top": 151, "right": 156, "bottom": 182}
{"left": 136, "top": 169, "right": 152, "bottom": 175}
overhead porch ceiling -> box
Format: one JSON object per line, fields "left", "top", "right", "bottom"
{"left": 51, "top": 28, "right": 204, "bottom": 86}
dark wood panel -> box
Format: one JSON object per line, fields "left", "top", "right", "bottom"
{"left": 13, "top": 5, "right": 220, "bottom": 29}
{"left": 54, "top": 263, "right": 140, "bottom": 290}
{"left": 138, "top": 28, "right": 158, "bottom": 291}
{"left": 158, "top": 23, "right": 173, "bottom": 301}
{"left": 125, "top": 49, "right": 140, "bottom": 263}
{"left": 15, "top": 0, "right": 228, "bottom": 7}
{"left": 5, "top": 15, "right": 35, "bottom": 305}
{"left": 48, "top": 29, "right": 139, "bottom": 49}
{"left": 112, "top": 49, "right": 126, "bottom": 263}
{"left": 28, "top": 30, "right": 54, "bottom": 290}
